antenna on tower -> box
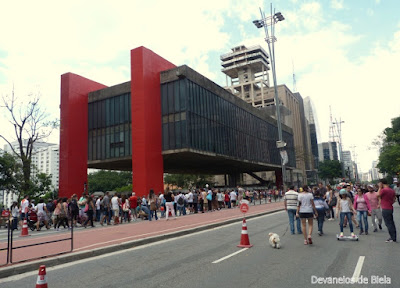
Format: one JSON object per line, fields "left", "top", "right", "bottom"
{"left": 329, "top": 106, "right": 337, "bottom": 143}
{"left": 292, "top": 59, "right": 297, "bottom": 92}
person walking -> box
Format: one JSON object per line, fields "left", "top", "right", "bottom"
{"left": 394, "top": 181, "right": 400, "bottom": 206}
{"left": 111, "top": 194, "right": 120, "bottom": 225}
{"left": 284, "top": 185, "right": 302, "bottom": 235}
{"left": 149, "top": 189, "right": 158, "bottom": 221}
{"left": 296, "top": 186, "right": 318, "bottom": 245}
{"left": 83, "top": 197, "right": 95, "bottom": 228}
{"left": 164, "top": 189, "right": 176, "bottom": 220}
{"left": 326, "top": 185, "right": 337, "bottom": 220}
{"left": 129, "top": 192, "right": 138, "bottom": 221}
{"left": 337, "top": 189, "right": 356, "bottom": 238}
{"left": 378, "top": 179, "right": 397, "bottom": 242}
{"left": 10, "top": 201, "right": 19, "bottom": 231}
{"left": 121, "top": 195, "right": 130, "bottom": 223}
{"left": 366, "top": 185, "right": 382, "bottom": 232}
{"left": 354, "top": 188, "right": 371, "bottom": 235}
{"left": 313, "top": 188, "right": 329, "bottom": 236}
{"left": 35, "top": 199, "right": 50, "bottom": 230}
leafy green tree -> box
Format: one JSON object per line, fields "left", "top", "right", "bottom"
{"left": 88, "top": 170, "right": 132, "bottom": 193}
{"left": 164, "top": 174, "right": 213, "bottom": 189}
{"left": 318, "top": 160, "right": 342, "bottom": 183}
{"left": 0, "top": 152, "right": 22, "bottom": 195}
{"left": 377, "top": 116, "right": 400, "bottom": 176}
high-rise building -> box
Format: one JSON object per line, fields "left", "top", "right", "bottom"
{"left": 370, "top": 160, "right": 383, "bottom": 181}
{"left": 318, "top": 142, "right": 339, "bottom": 161}
{"left": 3, "top": 140, "right": 59, "bottom": 190}
{"left": 342, "top": 151, "right": 353, "bottom": 180}
{"left": 221, "top": 45, "right": 314, "bottom": 186}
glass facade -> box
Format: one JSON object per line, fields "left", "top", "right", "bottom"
{"left": 88, "top": 93, "right": 131, "bottom": 161}
{"left": 161, "top": 78, "right": 295, "bottom": 167}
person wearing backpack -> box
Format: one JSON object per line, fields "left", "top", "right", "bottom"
{"left": 177, "top": 192, "right": 185, "bottom": 216}
{"left": 69, "top": 194, "right": 80, "bottom": 227}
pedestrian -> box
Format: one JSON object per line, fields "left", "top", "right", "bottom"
{"left": 176, "top": 192, "right": 186, "bottom": 216}
{"left": 192, "top": 190, "right": 198, "bottom": 213}
{"left": 164, "top": 188, "right": 176, "bottom": 220}
{"left": 224, "top": 191, "right": 231, "bottom": 208}
{"left": 83, "top": 196, "right": 95, "bottom": 228}
{"left": 207, "top": 188, "right": 213, "bottom": 211}
{"left": 121, "top": 195, "right": 130, "bottom": 223}
{"left": 95, "top": 196, "right": 102, "bottom": 222}
{"left": 216, "top": 189, "right": 224, "bottom": 210}
{"left": 187, "top": 189, "right": 194, "bottom": 214}
{"left": 284, "top": 185, "right": 302, "bottom": 235}
{"left": 230, "top": 189, "right": 237, "bottom": 208}
{"left": 99, "top": 192, "right": 110, "bottom": 225}
{"left": 313, "top": 188, "right": 329, "bottom": 236}
{"left": 19, "top": 195, "right": 30, "bottom": 227}
{"left": 56, "top": 198, "right": 69, "bottom": 230}
{"left": 337, "top": 189, "right": 356, "bottom": 238}
{"left": 11, "top": 201, "right": 19, "bottom": 231}
{"left": 354, "top": 188, "right": 371, "bottom": 235}
{"left": 296, "top": 185, "right": 318, "bottom": 245}
{"left": 149, "top": 189, "right": 158, "bottom": 221}
{"left": 129, "top": 192, "right": 138, "bottom": 221}
{"left": 326, "top": 185, "right": 336, "bottom": 220}
{"left": 78, "top": 192, "right": 88, "bottom": 219}
{"left": 394, "top": 181, "right": 400, "bottom": 205}
{"left": 111, "top": 193, "right": 120, "bottom": 225}
{"left": 35, "top": 199, "right": 50, "bottom": 230}
{"left": 69, "top": 194, "right": 79, "bottom": 227}
{"left": 378, "top": 179, "right": 397, "bottom": 242}
{"left": 366, "top": 185, "right": 382, "bottom": 232}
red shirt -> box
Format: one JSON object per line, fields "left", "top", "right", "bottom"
{"left": 224, "top": 194, "right": 230, "bottom": 202}
{"left": 380, "top": 187, "right": 395, "bottom": 210}
{"left": 129, "top": 196, "right": 137, "bottom": 209}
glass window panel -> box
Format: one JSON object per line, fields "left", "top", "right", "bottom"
{"left": 163, "top": 123, "right": 169, "bottom": 150}
{"left": 88, "top": 131, "right": 93, "bottom": 161}
{"left": 119, "top": 95, "right": 124, "bottom": 124}
{"left": 110, "top": 98, "right": 115, "bottom": 126}
{"left": 168, "top": 122, "right": 175, "bottom": 149}
{"left": 174, "top": 81, "right": 180, "bottom": 113}
{"left": 161, "top": 85, "right": 168, "bottom": 115}
{"left": 180, "top": 79, "right": 186, "bottom": 111}
{"left": 125, "top": 127, "right": 129, "bottom": 157}
{"left": 175, "top": 121, "right": 181, "bottom": 149}
{"left": 181, "top": 120, "right": 187, "bottom": 148}
{"left": 168, "top": 82, "right": 174, "bottom": 114}
{"left": 88, "top": 104, "right": 93, "bottom": 130}
{"left": 114, "top": 96, "right": 119, "bottom": 125}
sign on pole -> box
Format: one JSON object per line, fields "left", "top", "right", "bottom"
{"left": 240, "top": 202, "right": 249, "bottom": 213}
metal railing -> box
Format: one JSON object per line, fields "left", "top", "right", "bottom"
{"left": 1, "top": 218, "right": 74, "bottom": 265}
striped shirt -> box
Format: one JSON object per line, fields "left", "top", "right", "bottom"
{"left": 284, "top": 190, "right": 299, "bottom": 210}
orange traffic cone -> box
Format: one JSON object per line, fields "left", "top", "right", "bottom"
{"left": 237, "top": 218, "right": 253, "bottom": 248}
{"left": 35, "top": 265, "right": 48, "bottom": 288}
{"left": 20, "top": 218, "right": 30, "bottom": 237}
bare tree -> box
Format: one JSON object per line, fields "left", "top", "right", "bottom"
{"left": 0, "top": 89, "right": 58, "bottom": 196}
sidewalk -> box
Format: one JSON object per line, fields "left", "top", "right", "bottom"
{"left": 0, "top": 200, "right": 284, "bottom": 278}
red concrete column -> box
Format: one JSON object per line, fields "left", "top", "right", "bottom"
{"left": 59, "top": 73, "right": 107, "bottom": 198}
{"left": 131, "top": 47, "right": 175, "bottom": 198}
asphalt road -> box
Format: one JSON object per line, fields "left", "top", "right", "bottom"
{"left": 1, "top": 206, "right": 399, "bottom": 288}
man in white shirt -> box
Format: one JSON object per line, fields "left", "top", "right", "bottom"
{"left": 230, "top": 190, "right": 237, "bottom": 208}
{"left": 284, "top": 185, "right": 302, "bottom": 235}
{"left": 187, "top": 190, "right": 194, "bottom": 213}
{"left": 20, "top": 195, "right": 30, "bottom": 225}
{"left": 111, "top": 194, "right": 120, "bottom": 224}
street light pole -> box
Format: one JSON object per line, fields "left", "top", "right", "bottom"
{"left": 333, "top": 119, "right": 345, "bottom": 179}
{"left": 253, "top": 4, "right": 286, "bottom": 191}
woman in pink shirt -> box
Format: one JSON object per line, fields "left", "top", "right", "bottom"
{"left": 353, "top": 188, "right": 371, "bottom": 235}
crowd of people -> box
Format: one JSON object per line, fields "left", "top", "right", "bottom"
{"left": 284, "top": 179, "right": 399, "bottom": 245}
{"left": 0, "top": 185, "right": 284, "bottom": 231}
{"left": 2, "top": 180, "right": 398, "bottom": 245}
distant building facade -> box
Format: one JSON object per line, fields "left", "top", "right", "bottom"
{"left": 318, "top": 142, "right": 339, "bottom": 161}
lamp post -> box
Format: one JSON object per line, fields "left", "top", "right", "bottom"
{"left": 253, "top": 5, "right": 287, "bottom": 190}
{"left": 333, "top": 119, "right": 345, "bottom": 179}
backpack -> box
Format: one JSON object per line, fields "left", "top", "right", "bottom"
{"left": 70, "top": 199, "right": 79, "bottom": 213}
{"left": 60, "top": 203, "right": 66, "bottom": 217}
{"left": 177, "top": 196, "right": 184, "bottom": 205}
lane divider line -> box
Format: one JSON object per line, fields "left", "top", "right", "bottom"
{"left": 351, "top": 256, "right": 365, "bottom": 283}
{"left": 212, "top": 248, "right": 249, "bottom": 264}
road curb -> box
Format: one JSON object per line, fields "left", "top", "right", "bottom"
{"left": 0, "top": 207, "right": 284, "bottom": 278}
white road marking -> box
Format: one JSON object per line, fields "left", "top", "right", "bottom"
{"left": 351, "top": 256, "right": 365, "bottom": 283}
{"left": 212, "top": 248, "right": 249, "bottom": 264}
{"left": 0, "top": 211, "right": 282, "bottom": 284}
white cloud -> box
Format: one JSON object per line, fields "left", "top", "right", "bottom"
{"left": 331, "top": 0, "right": 344, "bottom": 10}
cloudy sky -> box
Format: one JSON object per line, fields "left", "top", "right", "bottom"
{"left": 0, "top": 0, "right": 399, "bottom": 173}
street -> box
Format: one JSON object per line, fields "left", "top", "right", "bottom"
{"left": 1, "top": 206, "right": 399, "bottom": 288}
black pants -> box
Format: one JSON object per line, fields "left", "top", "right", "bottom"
{"left": 84, "top": 210, "right": 94, "bottom": 227}
{"left": 397, "top": 195, "right": 400, "bottom": 206}
{"left": 382, "top": 209, "right": 397, "bottom": 241}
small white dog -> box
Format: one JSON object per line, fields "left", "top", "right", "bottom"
{"left": 269, "top": 232, "right": 281, "bottom": 249}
